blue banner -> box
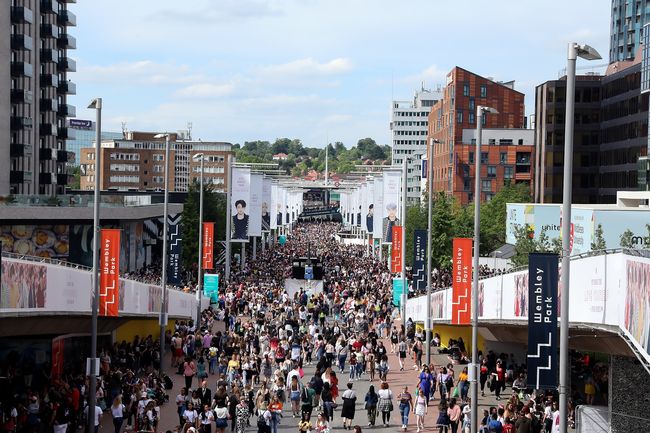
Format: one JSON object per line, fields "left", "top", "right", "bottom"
{"left": 413, "top": 229, "right": 427, "bottom": 292}
{"left": 392, "top": 278, "right": 404, "bottom": 307}
{"left": 527, "top": 253, "right": 559, "bottom": 390}
{"left": 167, "top": 214, "right": 182, "bottom": 285}
{"left": 204, "top": 273, "right": 219, "bottom": 303}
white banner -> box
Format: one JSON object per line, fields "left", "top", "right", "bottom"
{"left": 231, "top": 167, "right": 251, "bottom": 241}
{"left": 271, "top": 183, "right": 279, "bottom": 230}
{"left": 382, "top": 169, "right": 401, "bottom": 244}
{"left": 365, "top": 180, "right": 374, "bottom": 234}
{"left": 249, "top": 174, "right": 263, "bottom": 237}
{"left": 262, "top": 178, "right": 272, "bottom": 232}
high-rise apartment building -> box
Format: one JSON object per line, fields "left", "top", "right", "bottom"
{"left": 427, "top": 67, "right": 530, "bottom": 204}
{"left": 1, "top": 0, "right": 77, "bottom": 196}
{"left": 390, "top": 88, "right": 442, "bottom": 204}
{"left": 610, "top": 0, "right": 650, "bottom": 63}
{"left": 79, "top": 133, "right": 232, "bottom": 193}
{"left": 66, "top": 119, "right": 122, "bottom": 165}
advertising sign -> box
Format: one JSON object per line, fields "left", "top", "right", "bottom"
{"left": 231, "top": 167, "right": 251, "bottom": 241}
{"left": 392, "top": 278, "right": 404, "bottom": 307}
{"left": 451, "top": 238, "right": 472, "bottom": 325}
{"left": 202, "top": 222, "right": 214, "bottom": 270}
{"left": 413, "top": 229, "right": 427, "bottom": 292}
{"left": 373, "top": 176, "right": 383, "bottom": 238}
{"left": 167, "top": 214, "right": 182, "bottom": 285}
{"left": 382, "top": 170, "right": 401, "bottom": 244}
{"left": 390, "top": 226, "right": 403, "bottom": 273}
{"left": 249, "top": 174, "right": 263, "bottom": 237}
{"left": 526, "top": 253, "right": 559, "bottom": 390}
{"left": 204, "top": 273, "right": 219, "bottom": 303}
{"left": 262, "top": 177, "right": 272, "bottom": 232}
{"left": 99, "top": 229, "right": 120, "bottom": 317}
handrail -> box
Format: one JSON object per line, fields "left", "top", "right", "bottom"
{"left": 1, "top": 250, "right": 92, "bottom": 271}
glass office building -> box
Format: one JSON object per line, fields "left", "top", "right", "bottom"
{"left": 66, "top": 119, "right": 122, "bottom": 165}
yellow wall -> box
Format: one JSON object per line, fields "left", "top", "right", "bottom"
{"left": 115, "top": 319, "right": 176, "bottom": 343}
{"left": 431, "top": 324, "right": 486, "bottom": 354}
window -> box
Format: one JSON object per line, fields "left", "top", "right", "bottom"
{"left": 153, "top": 165, "right": 163, "bottom": 173}
{"left": 462, "top": 165, "right": 469, "bottom": 177}
{"left": 463, "top": 179, "right": 471, "bottom": 191}
{"left": 500, "top": 152, "right": 507, "bottom": 164}
{"left": 481, "top": 152, "right": 488, "bottom": 164}
{"left": 482, "top": 180, "right": 492, "bottom": 191}
{"left": 153, "top": 154, "right": 164, "bottom": 161}
{"left": 481, "top": 113, "right": 487, "bottom": 126}
{"left": 499, "top": 139, "right": 513, "bottom": 146}
{"left": 463, "top": 83, "right": 470, "bottom": 96}
{"left": 110, "top": 164, "right": 139, "bottom": 172}
{"left": 480, "top": 84, "right": 487, "bottom": 98}
{"left": 109, "top": 175, "right": 139, "bottom": 183}
{"left": 153, "top": 176, "right": 164, "bottom": 183}
{"left": 86, "top": 152, "right": 95, "bottom": 160}
{"left": 457, "top": 110, "right": 463, "bottom": 123}
{"left": 487, "top": 166, "right": 497, "bottom": 178}
{"left": 504, "top": 166, "right": 514, "bottom": 178}
{"left": 488, "top": 139, "right": 496, "bottom": 145}
{"left": 469, "top": 152, "right": 474, "bottom": 163}
{"left": 469, "top": 97, "right": 475, "bottom": 110}
{"left": 469, "top": 113, "right": 475, "bottom": 124}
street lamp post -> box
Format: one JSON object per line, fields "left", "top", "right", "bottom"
{"left": 426, "top": 138, "right": 441, "bottom": 365}
{"left": 471, "top": 105, "right": 498, "bottom": 433}
{"left": 193, "top": 153, "right": 205, "bottom": 323}
{"left": 401, "top": 159, "right": 407, "bottom": 322}
{"left": 86, "top": 97, "right": 102, "bottom": 433}
{"left": 153, "top": 133, "right": 171, "bottom": 366}
{"left": 559, "top": 42, "right": 601, "bottom": 433}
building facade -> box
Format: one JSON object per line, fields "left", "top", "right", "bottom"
{"left": 427, "top": 67, "right": 527, "bottom": 204}
{"left": 1, "top": 0, "right": 76, "bottom": 196}
{"left": 79, "top": 134, "right": 231, "bottom": 192}
{"left": 65, "top": 119, "right": 122, "bottom": 165}
{"left": 534, "top": 75, "right": 602, "bottom": 204}
{"left": 610, "top": 0, "right": 650, "bottom": 63}
{"left": 390, "top": 88, "right": 442, "bottom": 204}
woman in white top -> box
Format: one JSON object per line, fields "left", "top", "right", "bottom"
{"left": 183, "top": 401, "right": 199, "bottom": 430}
{"left": 200, "top": 404, "right": 215, "bottom": 433}
{"left": 110, "top": 396, "right": 125, "bottom": 433}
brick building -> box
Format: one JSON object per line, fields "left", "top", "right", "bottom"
{"left": 427, "top": 67, "right": 531, "bottom": 204}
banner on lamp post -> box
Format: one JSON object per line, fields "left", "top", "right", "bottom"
{"left": 392, "top": 278, "right": 404, "bottom": 307}
{"left": 413, "top": 229, "right": 427, "bottom": 292}
{"left": 167, "top": 214, "right": 182, "bottom": 285}
{"left": 204, "top": 273, "right": 219, "bottom": 303}
{"left": 202, "top": 222, "right": 214, "bottom": 270}
{"left": 390, "top": 226, "right": 403, "bottom": 273}
{"left": 451, "top": 237, "right": 472, "bottom": 325}
{"left": 99, "top": 228, "right": 120, "bottom": 317}
{"left": 526, "top": 253, "right": 559, "bottom": 390}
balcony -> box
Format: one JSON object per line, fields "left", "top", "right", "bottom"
{"left": 11, "top": 34, "right": 34, "bottom": 51}
{"left": 40, "top": 23, "right": 60, "bottom": 38}
{"left": 58, "top": 33, "right": 76, "bottom": 49}
{"left": 40, "top": 73, "right": 59, "bottom": 87}
{"left": 58, "top": 10, "right": 76, "bottom": 26}
{"left": 57, "top": 150, "right": 74, "bottom": 163}
{"left": 39, "top": 148, "right": 55, "bottom": 160}
{"left": 11, "top": 61, "right": 34, "bottom": 78}
{"left": 10, "top": 143, "right": 34, "bottom": 158}
{"left": 40, "top": 0, "right": 56, "bottom": 14}
{"left": 58, "top": 80, "right": 76, "bottom": 95}
{"left": 11, "top": 89, "right": 34, "bottom": 104}
{"left": 40, "top": 173, "right": 55, "bottom": 185}
{"left": 57, "top": 174, "right": 72, "bottom": 185}
{"left": 58, "top": 103, "right": 76, "bottom": 117}
{"left": 58, "top": 127, "right": 75, "bottom": 140}
{"left": 40, "top": 48, "right": 59, "bottom": 63}
{"left": 40, "top": 123, "right": 58, "bottom": 136}
{"left": 40, "top": 98, "right": 59, "bottom": 112}
{"left": 10, "top": 171, "right": 29, "bottom": 184}
{"left": 57, "top": 57, "right": 76, "bottom": 72}
{"left": 11, "top": 116, "right": 33, "bottom": 130}
{"left": 11, "top": 6, "right": 34, "bottom": 24}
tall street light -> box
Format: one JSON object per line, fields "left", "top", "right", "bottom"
{"left": 86, "top": 97, "right": 102, "bottom": 433}
{"left": 471, "top": 105, "right": 498, "bottom": 433}
{"left": 193, "top": 153, "right": 205, "bottom": 324}
{"left": 426, "top": 138, "right": 441, "bottom": 365}
{"left": 153, "top": 133, "right": 171, "bottom": 365}
{"left": 559, "top": 42, "right": 601, "bottom": 433}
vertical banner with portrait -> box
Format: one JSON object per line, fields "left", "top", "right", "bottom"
{"left": 231, "top": 167, "right": 251, "bottom": 241}
{"left": 413, "top": 229, "right": 427, "bottom": 292}
{"left": 355, "top": 188, "right": 362, "bottom": 226}
{"left": 262, "top": 177, "right": 272, "bottom": 232}
{"left": 99, "top": 228, "right": 120, "bottom": 317}
{"left": 51, "top": 337, "right": 65, "bottom": 379}
{"left": 249, "top": 174, "right": 263, "bottom": 237}
{"left": 452, "top": 237, "right": 472, "bottom": 325}
{"left": 167, "top": 214, "right": 182, "bottom": 285}
{"left": 390, "top": 226, "right": 403, "bottom": 273}
{"left": 625, "top": 259, "right": 650, "bottom": 352}
{"left": 373, "top": 176, "right": 384, "bottom": 239}
{"left": 282, "top": 188, "right": 289, "bottom": 226}
{"left": 365, "top": 180, "right": 374, "bottom": 235}
{"left": 527, "top": 253, "right": 558, "bottom": 389}
{"left": 382, "top": 170, "right": 401, "bottom": 244}
{"left": 202, "top": 222, "right": 214, "bottom": 270}
{"left": 271, "top": 183, "right": 279, "bottom": 230}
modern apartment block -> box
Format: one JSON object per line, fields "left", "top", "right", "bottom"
{"left": 390, "top": 88, "right": 442, "bottom": 204}
{"left": 79, "top": 132, "right": 232, "bottom": 192}
{"left": 1, "top": 0, "right": 77, "bottom": 196}
{"left": 610, "top": 0, "right": 650, "bottom": 63}
{"left": 66, "top": 119, "right": 122, "bottom": 165}
{"left": 427, "top": 66, "right": 528, "bottom": 204}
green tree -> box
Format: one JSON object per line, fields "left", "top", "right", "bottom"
{"left": 452, "top": 201, "right": 474, "bottom": 239}
{"left": 430, "top": 192, "right": 454, "bottom": 269}
{"left": 180, "top": 180, "right": 226, "bottom": 274}
{"left": 591, "top": 224, "right": 607, "bottom": 251}
{"left": 511, "top": 224, "right": 538, "bottom": 267}
{"left": 479, "top": 183, "right": 531, "bottom": 254}
{"left": 69, "top": 165, "right": 81, "bottom": 189}
{"left": 620, "top": 229, "right": 634, "bottom": 248}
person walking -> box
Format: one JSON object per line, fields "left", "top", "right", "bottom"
{"left": 414, "top": 385, "right": 427, "bottom": 433}
{"left": 397, "top": 339, "right": 407, "bottom": 371}
{"left": 268, "top": 395, "right": 283, "bottom": 433}
{"left": 377, "top": 382, "right": 394, "bottom": 427}
{"left": 110, "top": 396, "right": 125, "bottom": 433}
{"left": 457, "top": 367, "right": 469, "bottom": 403}
{"left": 288, "top": 375, "right": 303, "bottom": 418}
{"left": 183, "top": 356, "right": 197, "bottom": 390}
{"left": 397, "top": 386, "right": 413, "bottom": 431}
{"left": 364, "top": 385, "right": 378, "bottom": 427}
{"left": 436, "top": 399, "right": 450, "bottom": 433}
{"left": 417, "top": 366, "right": 434, "bottom": 406}
{"left": 341, "top": 383, "right": 357, "bottom": 430}
{"left": 447, "top": 398, "right": 461, "bottom": 433}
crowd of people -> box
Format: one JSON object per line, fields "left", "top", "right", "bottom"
{"left": 0, "top": 221, "right": 593, "bottom": 433}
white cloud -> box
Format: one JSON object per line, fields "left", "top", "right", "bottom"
{"left": 174, "top": 83, "right": 236, "bottom": 99}
{"left": 400, "top": 64, "right": 448, "bottom": 88}
{"left": 258, "top": 57, "right": 354, "bottom": 77}
{"left": 150, "top": 0, "right": 283, "bottom": 23}
{"left": 75, "top": 60, "right": 204, "bottom": 86}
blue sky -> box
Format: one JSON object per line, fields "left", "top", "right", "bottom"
{"left": 70, "top": 0, "right": 611, "bottom": 148}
